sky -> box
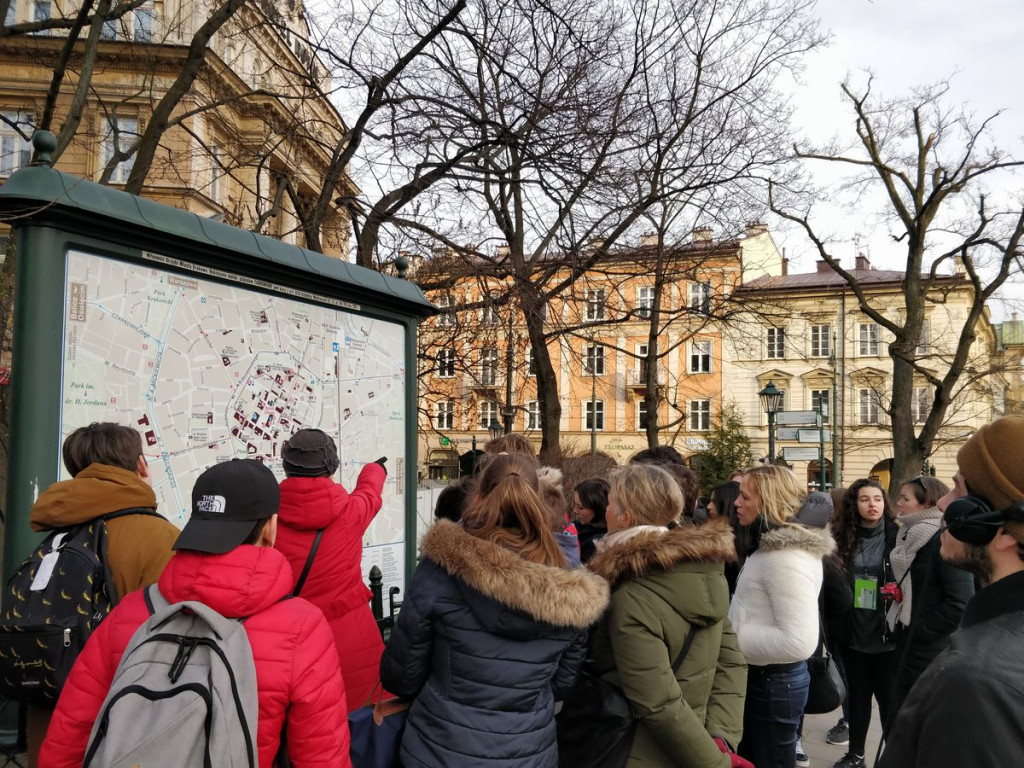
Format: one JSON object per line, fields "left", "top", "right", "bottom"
{"left": 774, "top": 0, "right": 1024, "bottom": 319}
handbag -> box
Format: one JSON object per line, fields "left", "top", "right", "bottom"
{"left": 557, "top": 626, "right": 698, "bottom": 768}
{"left": 805, "top": 587, "right": 846, "bottom": 715}
{"left": 349, "top": 686, "right": 410, "bottom": 768}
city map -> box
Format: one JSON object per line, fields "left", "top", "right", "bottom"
{"left": 59, "top": 249, "right": 409, "bottom": 590}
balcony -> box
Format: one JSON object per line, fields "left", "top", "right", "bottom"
{"left": 626, "top": 369, "right": 667, "bottom": 389}
{"left": 462, "top": 374, "right": 499, "bottom": 393}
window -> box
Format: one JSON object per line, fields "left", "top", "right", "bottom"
{"left": 912, "top": 386, "right": 933, "bottom": 424}
{"left": 527, "top": 400, "right": 540, "bottom": 430}
{"left": 100, "top": 116, "right": 139, "bottom": 184}
{"left": 436, "top": 349, "right": 455, "bottom": 378}
{"left": 480, "top": 349, "right": 498, "bottom": 386}
{"left": 584, "top": 344, "right": 604, "bottom": 375}
{"left": 32, "top": 0, "right": 51, "bottom": 34}
{"left": 917, "top": 322, "right": 930, "bottom": 356}
{"left": 859, "top": 323, "right": 880, "bottom": 356}
{"left": 689, "top": 399, "right": 711, "bottom": 432}
{"left": 585, "top": 289, "right": 605, "bottom": 321}
{"left": 637, "top": 343, "right": 649, "bottom": 381}
{"left": 689, "top": 340, "right": 712, "bottom": 373}
{"left": 637, "top": 401, "right": 649, "bottom": 431}
{"left": 435, "top": 401, "right": 454, "bottom": 430}
{"left": 585, "top": 400, "right": 604, "bottom": 431}
{"left": 637, "top": 286, "right": 654, "bottom": 319}
{"left": 859, "top": 388, "right": 881, "bottom": 424}
{"left": 525, "top": 347, "right": 536, "bottom": 376}
{"left": 481, "top": 294, "right": 499, "bottom": 326}
{"left": 100, "top": 15, "right": 119, "bottom": 39}
{"left": 766, "top": 327, "right": 786, "bottom": 359}
{"left": 5, "top": 1, "right": 15, "bottom": 26}
{"left": 810, "top": 324, "right": 831, "bottom": 357}
{"left": 689, "top": 282, "right": 711, "bottom": 314}
{"left": 0, "top": 111, "right": 33, "bottom": 177}
{"left": 134, "top": 2, "right": 155, "bottom": 41}
{"left": 811, "top": 389, "right": 830, "bottom": 423}
{"left": 479, "top": 400, "right": 500, "bottom": 430}
{"left": 208, "top": 143, "right": 224, "bottom": 203}
{"left": 436, "top": 295, "right": 455, "bottom": 327}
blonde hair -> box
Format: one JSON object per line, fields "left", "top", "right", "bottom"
{"left": 742, "top": 465, "right": 806, "bottom": 528}
{"left": 608, "top": 463, "right": 683, "bottom": 527}
{"left": 463, "top": 454, "right": 566, "bottom": 568}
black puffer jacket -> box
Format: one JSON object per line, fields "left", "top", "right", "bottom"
{"left": 890, "top": 531, "right": 974, "bottom": 707}
{"left": 878, "top": 570, "right": 1024, "bottom": 768}
{"left": 380, "top": 520, "right": 610, "bottom": 768}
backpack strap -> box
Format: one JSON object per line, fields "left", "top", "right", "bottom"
{"left": 292, "top": 528, "right": 325, "bottom": 597}
{"left": 671, "top": 625, "right": 699, "bottom": 672}
{"left": 102, "top": 508, "right": 164, "bottom": 522}
{"left": 144, "top": 584, "right": 170, "bottom": 616}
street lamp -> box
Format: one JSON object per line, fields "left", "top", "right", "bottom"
{"left": 488, "top": 420, "right": 503, "bottom": 442}
{"left": 759, "top": 380, "right": 783, "bottom": 463}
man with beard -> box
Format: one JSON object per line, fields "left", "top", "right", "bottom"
{"left": 878, "top": 415, "right": 1024, "bottom": 768}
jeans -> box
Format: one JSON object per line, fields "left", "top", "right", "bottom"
{"left": 739, "top": 661, "right": 811, "bottom": 768}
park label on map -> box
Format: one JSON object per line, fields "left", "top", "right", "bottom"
{"left": 59, "top": 249, "right": 409, "bottom": 594}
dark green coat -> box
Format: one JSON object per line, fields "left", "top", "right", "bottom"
{"left": 588, "top": 519, "right": 747, "bottom": 768}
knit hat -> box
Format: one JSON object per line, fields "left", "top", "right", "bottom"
{"left": 281, "top": 428, "right": 340, "bottom": 477}
{"left": 957, "top": 416, "right": 1024, "bottom": 513}
{"left": 795, "top": 491, "right": 834, "bottom": 530}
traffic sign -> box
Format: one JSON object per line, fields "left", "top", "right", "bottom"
{"left": 775, "top": 410, "right": 821, "bottom": 426}
{"left": 776, "top": 427, "right": 801, "bottom": 441}
{"left": 440, "top": 436, "right": 450, "bottom": 446}
{"left": 797, "top": 429, "right": 831, "bottom": 443}
{"left": 783, "top": 446, "right": 821, "bottom": 461}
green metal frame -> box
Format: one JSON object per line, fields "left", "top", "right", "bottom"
{"left": 0, "top": 154, "right": 433, "bottom": 590}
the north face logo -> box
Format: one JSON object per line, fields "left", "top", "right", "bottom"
{"left": 197, "top": 495, "right": 227, "bottom": 514}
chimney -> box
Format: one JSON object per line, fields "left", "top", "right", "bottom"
{"left": 692, "top": 226, "right": 713, "bottom": 243}
{"left": 745, "top": 221, "right": 768, "bottom": 237}
{"left": 816, "top": 260, "right": 832, "bottom": 273}
{"left": 640, "top": 232, "right": 659, "bottom": 247}
{"left": 855, "top": 252, "right": 871, "bottom": 271}
{"left": 781, "top": 257, "right": 789, "bottom": 276}
{"left": 495, "top": 244, "right": 510, "bottom": 259}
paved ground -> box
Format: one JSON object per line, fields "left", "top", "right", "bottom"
{"left": 804, "top": 703, "right": 884, "bottom": 768}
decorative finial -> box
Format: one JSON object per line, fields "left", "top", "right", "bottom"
{"left": 31, "top": 130, "right": 58, "bottom": 168}
{"left": 394, "top": 254, "right": 409, "bottom": 280}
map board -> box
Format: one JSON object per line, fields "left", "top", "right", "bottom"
{"left": 59, "top": 249, "right": 408, "bottom": 592}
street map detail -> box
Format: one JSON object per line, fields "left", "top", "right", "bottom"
{"left": 60, "top": 249, "right": 408, "bottom": 591}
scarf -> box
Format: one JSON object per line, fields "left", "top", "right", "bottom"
{"left": 886, "top": 507, "right": 944, "bottom": 631}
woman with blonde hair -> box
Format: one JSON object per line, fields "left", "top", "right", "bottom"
{"left": 580, "top": 463, "right": 749, "bottom": 767}
{"left": 381, "top": 454, "right": 609, "bottom": 767}
{"left": 729, "top": 465, "right": 835, "bottom": 768}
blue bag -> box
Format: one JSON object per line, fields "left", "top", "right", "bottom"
{"left": 349, "top": 693, "right": 409, "bottom": 768}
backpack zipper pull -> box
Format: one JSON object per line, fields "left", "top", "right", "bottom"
{"left": 63, "top": 628, "right": 71, "bottom": 647}
{"left": 168, "top": 637, "right": 197, "bottom": 684}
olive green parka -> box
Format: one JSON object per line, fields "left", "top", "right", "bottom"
{"left": 587, "top": 518, "right": 747, "bottom": 768}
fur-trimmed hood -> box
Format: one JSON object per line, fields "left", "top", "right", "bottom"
{"left": 587, "top": 517, "right": 737, "bottom": 588}
{"left": 757, "top": 523, "right": 835, "bottom": 559}
{"left": 420, "top": 520, "right": 609, "bottom": 630}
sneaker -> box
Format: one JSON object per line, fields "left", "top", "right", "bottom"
{"left": 795, "top": 737, "right": 810, "bottom": 767}
{"left": 831, "top": 754, "right": 865, "bottom": 768}
{"left": 826, "top": 718, "right": 850, "bottom": 746}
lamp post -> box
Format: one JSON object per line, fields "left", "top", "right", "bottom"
{"left": 488, "top": 420, "right": 503, "bottom": 442}
{"left": 759, "top": 380, "right": 783, "bottom": 464}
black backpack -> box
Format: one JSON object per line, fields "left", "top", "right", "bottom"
{"left": 0, "top": 508, "right": 162, "bottom": 705}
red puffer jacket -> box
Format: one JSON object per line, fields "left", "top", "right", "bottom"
{"left": 275, "top": 463, "right": 386, "bottom": 710}
{"left": 39, "top": 545, "right": 350, "bottom": 768}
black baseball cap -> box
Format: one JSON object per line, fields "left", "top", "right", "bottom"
{"left": 173, "top": 459, "right": 281, "bottom": 554}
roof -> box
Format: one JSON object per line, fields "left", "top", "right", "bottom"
{"left": 736, "top": 266, "right": 965, "bottom": 294}
{"left": 0, "top": 156, "right": 433, "bottom": 318}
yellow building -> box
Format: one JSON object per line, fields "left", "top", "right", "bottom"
{"left": 413, "top": 225, "right": 784, "bottom": 479}
{"left": 995, "top": 314, "right": 1024, "bottom": 414}
{"left": 724, "top": 254, "right": 1004, "bottom": 489}
{"left": 1, "top": 0, "right": 355, "bottom": 254}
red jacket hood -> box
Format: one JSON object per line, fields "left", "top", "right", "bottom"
{"left": 159, "top": 545, "right": 294, "bottom": 618}
{"left": 278, "top": 476, "right": 347, "bottom": 530}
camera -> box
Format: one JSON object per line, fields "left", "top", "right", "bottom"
{"left": 880, "top": 582, "right": 902, "bottom": 602}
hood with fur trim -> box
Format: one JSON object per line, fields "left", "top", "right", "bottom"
{"left": 420, "top": 520, "right": 609, "bottom": 630}
{"left": 587, "top": 517, "right": 737, "bottom": 588}
{"left": 757, "top": 523, "right": 835, "bottom": 559}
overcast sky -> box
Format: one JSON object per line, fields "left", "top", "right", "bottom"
{"left": 774, "top": 0, "right": 1024, "bottom": 318}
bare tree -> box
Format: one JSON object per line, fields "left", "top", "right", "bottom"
{"left": 771, "top": 78, "right": 1024, "bottom": 492}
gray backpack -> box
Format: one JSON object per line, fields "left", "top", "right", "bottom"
{"left": 82, "top": 585, "right": 259, "bottom": 768}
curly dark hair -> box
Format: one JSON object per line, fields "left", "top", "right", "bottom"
{"left": 831, "top": 478, "right": 895, "bottom": 566}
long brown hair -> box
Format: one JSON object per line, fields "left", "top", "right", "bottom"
{"left": 832, "top": 478, "right": 894, "bottom": 566}
{"left": 462, "top": 454, "right": 566, "bottom": 568}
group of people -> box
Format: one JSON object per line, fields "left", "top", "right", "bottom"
{"left": 15, "top": 414, "right": 1024, "bottom": 768}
